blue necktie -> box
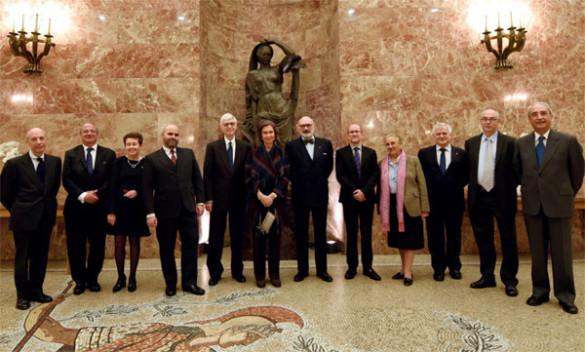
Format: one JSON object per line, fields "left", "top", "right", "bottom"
{"left": 36, "top": 157, "right": 45, "bottom": 186}
{"left": 354, "top": 147, "right": 362, "bottom": 179}
{"left": 86, "top": 147, "right": 94, "bottom": 175}
{"left": 439, "top": 148, "right": 446, "bottom": 174}
{"left": 227, "top": 141, "right": 233, "bottom": 171}
{"left": 536, "top": 135, "right": 545, "bottom": 167}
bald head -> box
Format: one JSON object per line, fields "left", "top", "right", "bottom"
{"left": 162, "top": 124, "right": 180, "bottom": 149}
{"left": 297, "top": 116, "right": 315, "bottom": 139}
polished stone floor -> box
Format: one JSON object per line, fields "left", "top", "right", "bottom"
{"left": 0, "top": 251, "right": 583, "bottom": 352}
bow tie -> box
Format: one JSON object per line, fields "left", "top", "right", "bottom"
{"left": 303, "top": 138, "right": 314, "bottom": 145}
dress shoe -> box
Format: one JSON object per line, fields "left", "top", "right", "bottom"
{"left": 560, "top": 302, "right": 579, "bottom": 314}
{"left": 184, "top": 284, "right": 205, "bottom": 295}
{"left": 232, "top": 274, "right": 247, "bottom": 283}
{"left": 73, "top": 282, "right": 86, "bottom": 295}
{"left": 270, "top": 276, "right": 282, "bottom": 287}
{"left": 449, "top": 270, "right": 462, "bottom": 280}
{"left": 344, "top": 269, "right": 357, "bottom": 280}
{"left": 364, "top": 269, "right": 381, "bottom": 281}
{"left": 403, "top": 276, "right": 413, "bottom": 286}
{"left": 505, "top": 285, "right": 518, "bottom": 297}
{"left": 256, "top": 278, "right": 266, "bottom": 288}
{"left": 433, "top": 272, "right": 445, "bottom": 282}
{"left": 88, "top": 282, "right": 101, "bottom": 292}
{"left": 470, "top": 277, "right": 496, "bottom": 289}
{"left": 113, "top": 275, "right": 126, "bottom": 293}
{"left": 165, "top": 287, "right": 176, "bottom": 297}
{"left": 16, "top": 298, "right": 30, "bottom": 310}
{"left": 127, "top": 275, "right": 137, "bottom": 292}
{"left": 392, "top": 272, "right": 405, "bottom": 280}
{"left": 29, "top": 293, "right": 53, "bottom": 303}
{"left": 294, "top": 272, "right": 309, "bottom": 282}
{"left": 208, "top": 277, "right": 220, "bottom": 286}
{"left": 317, "top": 273, "right": 333, "bottom": 282}
{"left": 526, "top": 295, "right": 549, "bottom": 306}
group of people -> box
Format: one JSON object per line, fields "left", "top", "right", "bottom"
{"left": 1, "top": 102, "right": 583, "bottom": 316}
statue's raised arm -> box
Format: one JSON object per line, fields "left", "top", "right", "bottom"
{"left": 244, "top": 38, "right": 305, "bottom": 147}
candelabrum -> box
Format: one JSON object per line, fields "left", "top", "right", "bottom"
{"left": 7, "top": 29, "right": 55, "bottom": 73}
{"left": 482, "top": 24, "right": 526, "bottom": 69}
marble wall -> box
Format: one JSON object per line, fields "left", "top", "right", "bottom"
{"left": 0, "top": 0, "right": 583, "bottom": 260}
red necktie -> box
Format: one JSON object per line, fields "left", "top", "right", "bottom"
{"left": 170, "top": 149, "right": 177, "bottom": 165}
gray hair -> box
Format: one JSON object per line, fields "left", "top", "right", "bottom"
{"left": 481, "top": 108, "right": 500, "bottom": 119}
{"left": 432, "top": 122, "right": 452, "bottom": 134}
{"left": 79, "top": 122, "right": 98, "bottom": 134}
{"left": 384, "top": 134, "right": 402, "bottom": 144}
{"left": 219, "top": 113, "right": 237, "bottom": 126}
{"left": 527, "top": 102, "right": 553, "bottom": 117}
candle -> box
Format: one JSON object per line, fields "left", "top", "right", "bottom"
{"left": 485, "top": 15, "right": 488, "bottom": 31}
{"left": 48, "top": 18, "right": 51, "bottom": 34}
{"left": 510, "top": 11, "right": 513, "bottom": 27}
{"left": 34, "top": 13, "right": 38, "bottom": 32}
{"left": 497, "top": 12, "right": 500, "bottom": 28}
{"left": 519, "top": 14, "right": 523, "bottom": 28}
{"left": 12, "top": 20, "right": 15, "bottom": 32}
{"left": 21, "top": 14, "right": 24, "bottom": 31}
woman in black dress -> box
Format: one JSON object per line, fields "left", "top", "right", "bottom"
{"left": 379, "top": 135, "right": 429, "bottom": 286}
{"left": 107, "top": 132, "right": 150, "bottom": 292}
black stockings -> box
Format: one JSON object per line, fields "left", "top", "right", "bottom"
{"left": 114, "top": 235, "right": 141, "bottom": 277}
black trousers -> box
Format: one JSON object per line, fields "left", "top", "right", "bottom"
{"left": 65, "top": 204, "right": 107, "bottom": 285}
{"left": 293, "top": 202, "right": 328, "bottom": 276}
{"left": 524, "top": 208, "right": 575, "bottom": 305}
{"left": 253, "top": 207, "right": 281, "bottom": 279}
{"left": 469, "top": 188, "right": 518, "bottom": 286}
{"left": 425, "top": 206, "right": 463, "bottom": 273}
{"left": 206, "top": 205, "right": 245, "bottom": 279}
{"left": 13, "top": 215, "right": 53, "bottom": 299}
{"left": 342, "top": 200, "right": 374, "bottom": 272}
{"left": 156, "top": 206, "right": 199, "bottom": 289}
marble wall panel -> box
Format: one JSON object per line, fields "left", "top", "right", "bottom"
{"left": 0, "top": 0, "right": 583, "bottom": 261}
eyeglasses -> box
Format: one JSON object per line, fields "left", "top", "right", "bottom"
{"left": 480, "top": 117, "right": 499, "bottom": 122}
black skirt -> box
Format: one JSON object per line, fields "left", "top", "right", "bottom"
{"left": 387, "top": 194, "right": 424, "bottom": 250}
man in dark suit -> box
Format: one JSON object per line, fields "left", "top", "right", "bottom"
{"left": 1, "top": 128, "right": 61, "bottom": 310}
{"left": 143, "top": 124, "right": 206, "bottom": 296}
{"left": 418, "top": 122, "right": 469, "bottom": 281}
{"left": 286, "top": 116, "right": 334, "bottom": 283}
{"left": 465, "top": 109, "right": 519, "bottom": 297}
{"left": 203, "top": 113, "right": 251, "bottom": 286}
{"left": 63, "top": 123, "right": 115, "bottom": 295}
{"left": 514, "top": 102, "right": 584, "bottom": 314}
{"left": 335, "top": 124, "right": 381, "bottom": 281}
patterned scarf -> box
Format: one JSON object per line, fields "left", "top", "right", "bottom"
{"left": 380, "top": 150, "right": 407, "bottom": 232}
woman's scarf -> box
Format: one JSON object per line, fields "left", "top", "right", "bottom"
{"left": 380, "top": 150, "right": 407, "bottom": 232}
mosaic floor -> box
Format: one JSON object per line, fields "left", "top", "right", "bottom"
{"left": 1, "top": 253, "right": 583, "bottom": 352}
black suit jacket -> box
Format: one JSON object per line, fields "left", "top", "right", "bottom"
{"left": 203, "top": 138, "right": 251, "bottom": 212}
{"left": 142, "top": 147, "right": 204, "bottom": 218}
{"left": 1, "top": 153, "right": 61, "bottom": 231}
{"left": 514, "top": 130, "right": 584, "bottom": 217}
{"left": 63, "top": 145, "right": 116, "bottom": 217}
{"left": 335, "top": 145, "right": 379, "bottom": 204}
{"left": 418, "top": 145, "right": 469, "bottom": 212}
{"left": 285, "top": 137, "right": 333, "bottom": 207}
{"left": 465, "top": 132, "right": 518, "bottom": 214}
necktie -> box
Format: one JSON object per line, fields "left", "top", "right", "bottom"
{"left": 227, "top": 141, "right": 233, "bottom": 171}
{"left": 354, "top": 147, "right": 361, "bottom": 179}
{"left": 439, "top": 148, "right": 446, "bottom": 174}
{"left": 86, "top": 147, "right": 94, "bottom": 175}
{"left": 479, "top": 138, "right": 494, "bottom": 191}
{"left": 36, "top": 157, "right": 45, "bottom": 186}
{"left": 303, "top": 138, "right": 314, "bottom": 145}
{"left": 170, "top": 149, "right": 177, "bottom": 165}
{"left": 536, "top": 135, "right": 545, "bottom": 167}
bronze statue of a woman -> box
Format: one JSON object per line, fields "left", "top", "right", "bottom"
{"left": 243, "top": 38, "right": 305, "bottom": 147}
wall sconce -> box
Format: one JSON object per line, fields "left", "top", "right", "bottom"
{"left": 482, "top": 12, "right": 526, "bottom": 69}
{"left": 7, "top": 14, "right": 55, "bottom": 73}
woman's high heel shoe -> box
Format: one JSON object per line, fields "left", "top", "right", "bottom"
{"left": 127, "top": 274, "right": 137, "bottom": 292}
{"left": 113, "top": 274, "right": 126, "bottom": 292}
